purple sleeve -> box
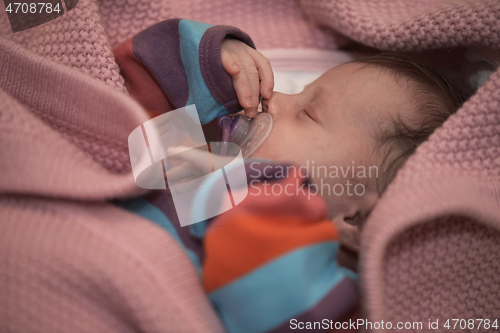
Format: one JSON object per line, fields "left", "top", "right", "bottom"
{"left": 128, "top": 19, "right": 256, "bottom": 122}
{"left": 199, "top": 25, "right": 256, "bottom": 114}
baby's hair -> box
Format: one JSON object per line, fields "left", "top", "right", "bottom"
{"left": 353, "top": 53, "right": 470, "bottom": 194}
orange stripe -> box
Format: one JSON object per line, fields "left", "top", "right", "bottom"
{"left": 203, "top": 212, "right": 338, "bottom": 293}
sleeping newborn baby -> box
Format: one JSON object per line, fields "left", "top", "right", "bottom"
{"left": 217, "top": 40, "right": 468, "bottom": 254}
{"left": 253, "top": 55, "right": 468, "bottom": 253}
{"left": 114, "top": 19, "right": 468, "bottom": 333}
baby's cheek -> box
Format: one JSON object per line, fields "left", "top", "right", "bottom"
{"left": 248, "top": 130, "right": 284, "bottom": 160}
{"left": 248, "top": 139, "right": 273, "bottom": 159}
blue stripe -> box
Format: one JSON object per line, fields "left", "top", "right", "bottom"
{"left": 178, "top": 19, "right": 229, "bottom": 125}
{"left": 116, "top": 197, "right": 202, "bottom": 274}
{"left": 209, "top": 242, "right": 357, "bottom": 333}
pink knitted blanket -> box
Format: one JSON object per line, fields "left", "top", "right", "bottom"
{"left": 1, "top": 0, "right": 499, "bottom": 331}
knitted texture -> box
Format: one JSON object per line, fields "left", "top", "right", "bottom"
{"left": 99, "top": 0, "right": 171, "bottom": 49}
{"left": 298, "top": 0, "right": 500, "bottom": 328}
{"left": 0, "top": 196, "right": 226, "bottom": 333}
{"left": 0, "top": 0, "right": 348, "bottom": 174}
{"left": 0, "top": 0, "right": 126, "bottom": 92}
{"left": 0, "top": 38, "right": 225, "bottom": 332}
{"left": 401, "top": 68, "right": 500, "bottom": 179}
{"left": 300, "top": 0, "right": 500, "bottom": 51}
{"left": 0, "top": 0, "right": 345, "bottom": 94}
{"left": 0, "top": 37, "right": 141, "bottom": 175}
{"left": 0, "top": 38, "right": 150, "bottom": 196}
{"left": 1, "top": 0, "right": 500, "bottom": 332}
{"left": 383, "top": 216, "right": 500, "bottom": 331}
{"left": 167, "top": 0, "right": 345, "bottom": 50}
{"left": 30, "top": 106, "right": 133, "bottom": 173}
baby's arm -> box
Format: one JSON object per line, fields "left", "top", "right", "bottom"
{"left": 114, "top": 19, "right": 272, "bottom": 124}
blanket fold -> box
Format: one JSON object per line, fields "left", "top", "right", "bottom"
{"left": 296, "top": 0, "right": 500, "bottom": 327}
{"left": 1, "top": 0, "right": 499, "bottom": 332}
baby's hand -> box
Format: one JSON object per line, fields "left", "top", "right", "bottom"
{"left": 221, "top": 38, "right": 274, "bottom": 118}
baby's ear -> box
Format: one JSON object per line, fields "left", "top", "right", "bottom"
{"left": 344, "top": 212, "right": 362, "bottom": 227}
{"left": 331, "top": 192, "right": 379, "bottom": 252}
{"left": 332, "top": 214, "right": 361, "bottom": 253}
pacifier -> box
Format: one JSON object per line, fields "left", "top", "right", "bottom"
{"left": 216, "top": 112, "right": 273, "bottom": 158}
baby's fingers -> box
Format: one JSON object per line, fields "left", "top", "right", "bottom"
{"left": 229, "top": 55, "right": 258, "bottom": 117}
{"left": 221, "top": 39, "right": 269, "bottom": 118}
{"left": 247, "top": 48, "right": 274, "bottom": 100}
{"left": 221, "top": 48, "right": 241, "bottom": 76}
{"left": 242, "top": 60, "right": 261, "bottom": 118}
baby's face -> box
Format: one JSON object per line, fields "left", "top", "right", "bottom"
{"left": 251, "top": 62, "right": 415, "bottom": 251}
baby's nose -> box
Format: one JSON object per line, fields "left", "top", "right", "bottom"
{"left": 261, "top": 92, "right": 287, "bottom": 120}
